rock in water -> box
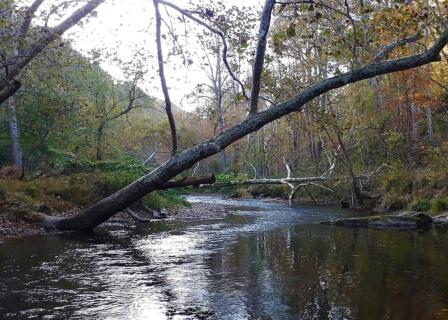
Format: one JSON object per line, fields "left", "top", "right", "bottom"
{"left": 322, "top": 212, "right": 433, "bottom": 229}
{"left": 433, "top": 214, "right": 448, "bottom": 228}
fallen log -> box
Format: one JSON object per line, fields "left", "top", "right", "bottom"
{"left": 27, "top": 175, "right": 215, "bottom": 229}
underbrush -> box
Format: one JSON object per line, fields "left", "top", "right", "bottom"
{"left": 375, "top": 143, "right": 448, "bottom": 213}
{"left": 0, "top": 159, "right": 188, "bottom": 214}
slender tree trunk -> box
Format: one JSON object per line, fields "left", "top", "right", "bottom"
{"left": 96, "top": 123, "right": 105, "bottom": 161}
{"left": 370, "top": 77, "right": 383, "bottom": 112}
{"left": 214, "top": 49, "right": 227, "bottom": 172}
{"left": 7, "top": 96, "right": 23, "bottom": 169}
{"left": 426, "top": 107, "right": 433, "bottom": 141}
{"left": 218, "top": 150, "right": 227, "bottom": 172}
{"left": 410, "top": 103, "right": 419, "bottom": 141}
{"left": 337, "top": 133, "right": 363, "bottom": 206}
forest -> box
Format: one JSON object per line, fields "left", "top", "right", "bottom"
{"left": 1, "top": 0, "right": 448, "bottom": 319}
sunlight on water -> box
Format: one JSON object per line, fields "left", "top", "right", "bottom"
{"left": 1, "top": 195, "right": 448, "bottom": 319}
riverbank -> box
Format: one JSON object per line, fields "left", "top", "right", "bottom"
{"left": 0, "top": 200, "right": 229, "bottom": 240}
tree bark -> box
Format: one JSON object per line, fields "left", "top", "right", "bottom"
{"left": 426, "top": 107, "right": 433, "bottom": 141}
{"left": 7, "top": 96, "right": 23, "bottom": 169}
{"left": 249, "top": 0, "right": 275, "bottom": 114}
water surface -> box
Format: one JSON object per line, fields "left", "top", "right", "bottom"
{"left": 1, "top": 195, "right": 447, "bottom": 319}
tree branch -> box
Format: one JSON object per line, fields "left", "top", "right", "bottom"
{"left": 249, "top": 0, "right": 275, "bottom": 115}
{"left": 159, "top": 0, "right": 248, "bottom": 100}
{"left": 0, "top": 80, "right": 21, "bottom": 105}
{"left": 18, "top": 0, "right": 46, "bottom": 41}
{"left": 373, "top": 33, "right": 421, "bottom": 62}
{"left": 0, "top": 0, "right": 105, "bottom": 103}
{"left": 153, "top": 0, "right": 178, "bottom": 156}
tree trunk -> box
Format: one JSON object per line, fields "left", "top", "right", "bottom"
{"left": 369, "top": 77, "right": 383, "bottom": 112}
{"left": 214, "top": 48, "right": 227, "bottom": 172}
{"left": 96, "top": 124, "right": 105, "bottom": 161}
{"left": 7, "top": 96, "right": 23, "bottom": 169}
{"left": 337, "top": 133, "right": 363, "bottom": 206}
{"left": 410, "top": 103, "right": 419, "bottom": 141}
{"left": 426, "top": 107, "right": 433, "bottom": 141}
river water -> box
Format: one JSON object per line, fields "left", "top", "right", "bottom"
{"left": 1, "top": 195, "right": 448, "bottom": 319}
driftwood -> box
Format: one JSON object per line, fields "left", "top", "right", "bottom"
{"left": 126, "top": 208, "right": 152, "bottom": 223}
{"left": 160, "top": 174, "right": 215, "bottom": 189}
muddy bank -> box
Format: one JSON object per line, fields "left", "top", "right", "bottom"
{"left": 0, "top": 201, "right": 229, "bottom": 240}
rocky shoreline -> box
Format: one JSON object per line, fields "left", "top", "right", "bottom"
{"left": 322, "top": 211, "right": 448, "bottom": 229}
{"left": 0, "top": 201, "right": 230, "bottom": 240}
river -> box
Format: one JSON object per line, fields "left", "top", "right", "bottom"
{"left": 1, "top": 195, "right": 448, "bottom": 319}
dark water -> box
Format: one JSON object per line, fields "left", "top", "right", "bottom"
{"left": 1, "top": 195, "right": 448, "bottom": 320}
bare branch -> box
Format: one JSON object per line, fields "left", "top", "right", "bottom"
{"left": 159, "top": 0, "right": 248, "bottom": 100}
{"left": 153, "top": 0, "right": 178, "bottom": 156}
{"left": 373, "top": 33, "right": 421, "bottom": 62}
{"left": 249, "top": 0, "right": 275, "bottom": 115}
{"left": 143, "top": 149, "right": 158, "bottom": 165}
{"left": 283, "top": 156, "right": 292, "bottom": 178}
{"left": 244, "top": 161, "right": 257, "bottom": 179}
{"left": 192, "top": 162, "right": 200, "bottom": 176}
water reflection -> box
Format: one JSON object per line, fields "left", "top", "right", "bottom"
{"left": 0, "top": 196, "right": 447, "bottom": 319}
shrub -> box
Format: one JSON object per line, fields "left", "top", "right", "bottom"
{"left": 216, "top": 172, "right": 248, "bottom": 184}
{"left": 378, "top": 163, "right": 413, "bottom": 194}
{"left": 430, "top": 196, "right": 448, "bottom": 215}
{"left": 143, "top": 190, "right": 189, "bottom": 210}
{"left": 409, "top": 198, "right": 431, "bottom": 212}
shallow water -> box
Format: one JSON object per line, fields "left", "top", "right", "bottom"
{"left": 1, "top": 195, "right": 448, "bottom": 319}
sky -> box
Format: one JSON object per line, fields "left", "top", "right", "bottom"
{"left": 61, "top": 0, "right": 263, "bottom": 111}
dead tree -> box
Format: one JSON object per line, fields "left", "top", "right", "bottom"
{"left": 214, "top": 156, "right": 335, "bottom": 206}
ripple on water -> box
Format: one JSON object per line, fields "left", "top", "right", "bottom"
{"left": 1, "top": 195, "right": 448, "bottom": 320}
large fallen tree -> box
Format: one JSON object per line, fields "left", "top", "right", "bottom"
{"left": 19, "top": 0, "right": 448, "bottom": 230}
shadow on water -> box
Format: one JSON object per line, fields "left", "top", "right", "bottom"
{"left": 1, "top": 195, "right": 448, "bottom": 319}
